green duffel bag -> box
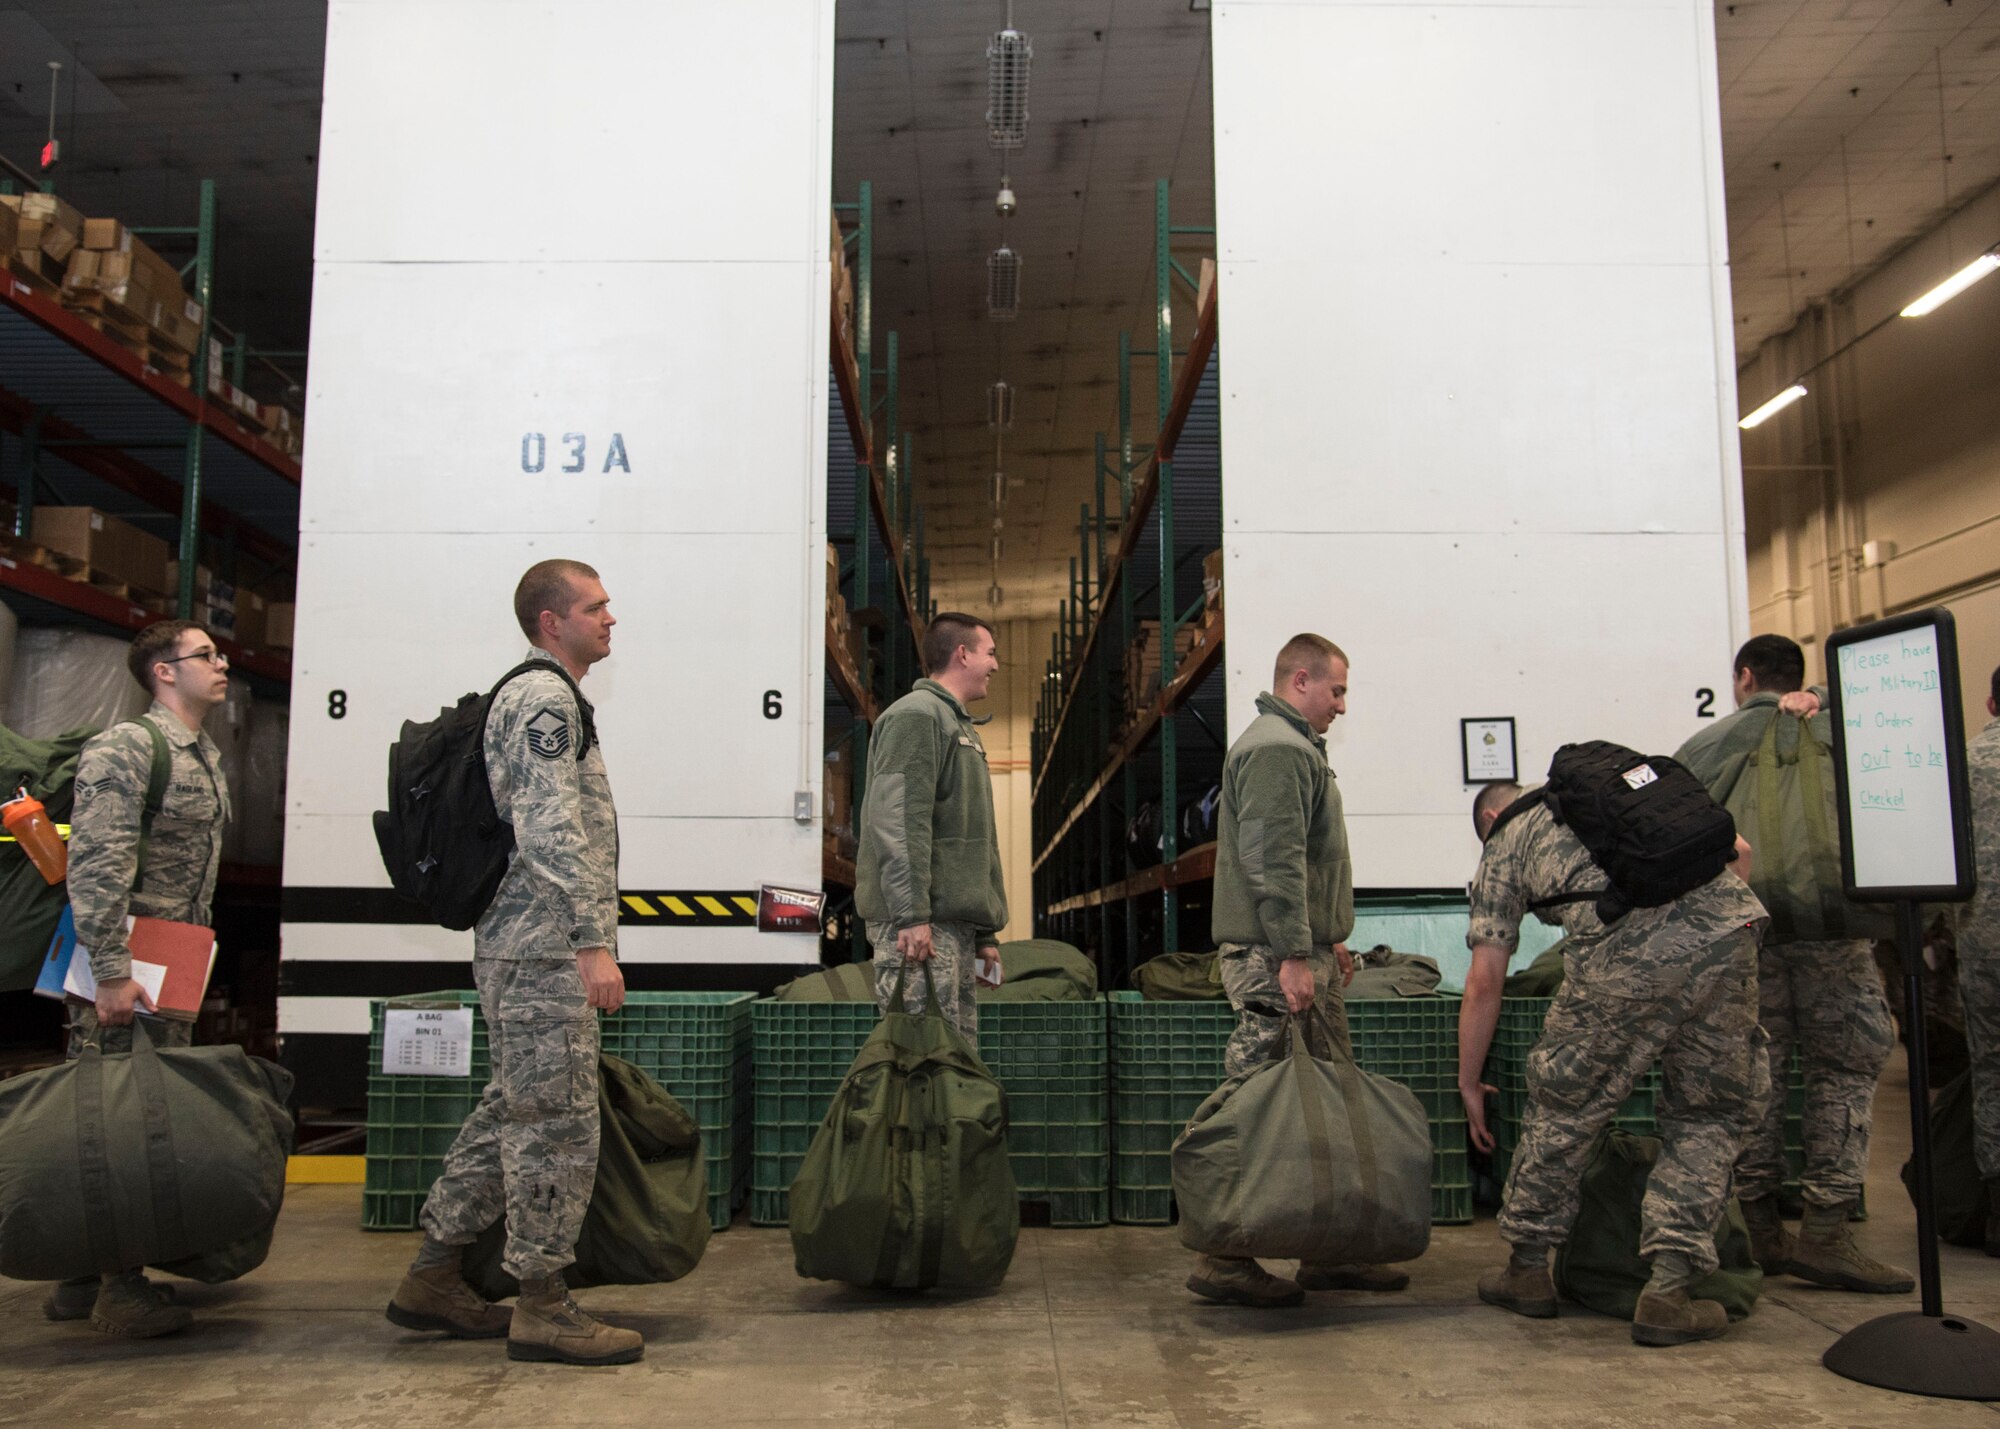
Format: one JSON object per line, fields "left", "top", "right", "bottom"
{"left": 774, "top": 962, "right": 876, "bottom": 1001}
{"left": 1554, "top": 1130, "right": 1762, "bottom": 1321}
{"left": 1503, "top": 939, "right": 1568, "bottom": 996}
{"left": 1133, "top": 951, "right": 1225, "bottom": 1000}
{"left": 1345, "top": 948, "right": 1442, "bottom": 999}
{"left": 1901, "top": 1070, "right": 1986, "bottom": 1247}
{"left": 464, "top": 1055, "right": 709, "bottom": 1297}
{"left": 979, "top": 938, "right": 1096, "bottom": 1002}
{"left": 789, "top": 965, "right": 1019, "bottom": 1291}
{"left": 1718, "top": 711, "right": 1891, "bottom": 942}
{"left": 1172, "top": 1007, "right": 1432, "bottom": 1265}
{"left": 0, "top": 1019, "right": 294, "bottom": 1283}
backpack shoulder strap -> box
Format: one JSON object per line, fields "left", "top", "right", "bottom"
{"left": 1486, "top": 786, "right": 1545, "bottom": 841}
{"left": 485, "top": 659, "right": 596, "bottom": 762}
{"left": 121, "top": 716, "right": 173, "bottom": 890}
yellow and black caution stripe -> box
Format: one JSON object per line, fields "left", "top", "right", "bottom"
{"left": 616, "top": 891, "right": 761, "bottom": 927}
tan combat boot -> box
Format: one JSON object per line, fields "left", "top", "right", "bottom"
{"left": 1736, "top": 1197, "right": 1795, "bottom": 1275}
{"left": 386, "top": 1261, "right": 513, "bottom": 1339}
{"left": 1631, "top": 1287, "right": 1728, "bottom": 1347}
{"left": 1296, "top": 1263, "right": 1410, "bottom": 1293}
{"left": 90, "top": 1273, "right": 193, "bottom": 1338}
{"left": 1985, "top": 1179, "right": 2000, "bottom": 1258}
{"left": 1186, "top": 1254, "right": 1305, "bottom": 1308}
{"left": 1788, "top": 1202, "right": 1915, "bottom": 1294}
{"left": 508, "top": 1276, "right": 644, "bottom": 1365}
{"left": 1476, "top": 1262, "right": 1558, "bottom": 1319}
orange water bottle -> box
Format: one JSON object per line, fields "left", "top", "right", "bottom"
{"left": 3, "top": 787, "right": 67, "bottom": 885}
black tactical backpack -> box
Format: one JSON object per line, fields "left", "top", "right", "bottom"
{"left": 1493, "top": 741, "right": 1737, "bottom": 924}
{"left": 373, "top": 660, "right": 594, "bottom": 930}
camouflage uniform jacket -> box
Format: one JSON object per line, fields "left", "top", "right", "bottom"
{"left": 1467, "top": 797, "right": 1766, "bottom": 965}
{"left": 1959, "top": 717, "right": 2000, "bottom": 936}
{"left": 855, "top": 679, "right": 1008, "bottom": 938}
{"left": 476, "top": 648, "right": 619, "bottom": 959}
{"left": 1210, "top": 692, "right": 1354, "bottom": 955}
{"left": 69, "top": 702, "right": 229, "bottom": 982}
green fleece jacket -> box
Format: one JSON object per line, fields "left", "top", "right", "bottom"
{"left": 1673, "top": 686, "right": 1832, "bottom": 800}
{"left": 855, "top": 679, "right": 1008, "bottom": 937}
{"left": 1210, "top": 692, "right": 1355, "bottom": 955}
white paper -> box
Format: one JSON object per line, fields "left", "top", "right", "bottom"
{"left": 60, "top": 952, "right": 162, "bottom": 1007}
{"left": 1836, "top": 623, "right": 1963, "bottom": 891}
{"left": 382, "top": 1007, "right": 475, "bottom": 1077}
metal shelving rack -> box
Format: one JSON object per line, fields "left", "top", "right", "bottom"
{"left": 1030, "top": 180, "right": 1219, "bottom": 985}
{"left": 823, "top": 183, "right": 935, "bottom": 941}
{"left": 0, "top": 165, "right": 301, "bottom": 690}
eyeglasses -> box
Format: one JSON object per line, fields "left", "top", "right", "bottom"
{"left": 160, "top": 648, "right": 229, "bottom": 669}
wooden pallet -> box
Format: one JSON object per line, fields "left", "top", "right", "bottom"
{"left": 0, "top": 533, "right": 61, "bottom": 572}
{"left": 64, "top": 286, "right": 151, "bottom": 329}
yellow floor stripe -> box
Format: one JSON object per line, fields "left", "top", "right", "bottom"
{"left": 621, "top": 895, "right": 658, "bottom": 916}
{"left": 732, "top": 896, "right": 759, "bottom": 916}
{"left": 695, "top": 896, "right": 731, "bottom": 917}
{"left": 287, "top": 1155, "right": 365, "bottom": 1185}
{"left": 663, "top": 896, "right": 697, "bottom": 917}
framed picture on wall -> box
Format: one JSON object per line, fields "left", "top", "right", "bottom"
{"left": 1461, "top": 718, "right": 1517, "bottom": 785}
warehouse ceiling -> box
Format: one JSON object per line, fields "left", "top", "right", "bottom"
{"left": 0, "top": 3, "right": 1994, "bottom": 620}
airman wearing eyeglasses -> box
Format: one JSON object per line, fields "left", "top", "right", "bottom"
{"left": 46, "top": 619, "right": 234, "bottom": 1336}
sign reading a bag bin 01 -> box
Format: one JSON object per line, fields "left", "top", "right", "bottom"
{"left": 381, "top": 1007, "right": 475, "bottom": 1077}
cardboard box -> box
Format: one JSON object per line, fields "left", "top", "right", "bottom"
{"left": 165, "top": 561, "right": 237, "bottom": 613}
{"left": 31, "top": 506, "right": 167, "bottom": 591}
{"left": 1202, "top": 548, "right": 1224, "bottom": 613}
{"left": 0, "top": 202, "right": 17, "bottom": 255}
{"left": 82, "top": 217, "right": 129, "bottom": 250}
{"left": 20, "top": 192, "right": 83, "bottom": 237}
{"left": 235, "top": 590, "right": 267, "bottom": 648}
{"left": 823, "top": 746, "right": 854, "bottom": 834}
{"left": 1198, "top": 256, "right": 1217, "bottom": 315}
{"left": 263, "top": 602, "right": 294, "bottom": 650}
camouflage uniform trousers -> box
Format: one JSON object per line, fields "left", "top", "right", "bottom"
{"left": 420, "top": 956, "right": 601, "bottom": 1281}
{"left": 1959, "top": 921, "right": 2000, "bottom": 1181}
{"left": 1733, "top": 937, "right": 1895, "bottom": 1207}
{"left": 1217, "top": 944, "right": 1352, "bottom": 1079}
{"left": 869, "top": 919, "right": 978, "bottom": 1044}
{"left": 1500, "top": 926, "right": 1767, "bottom": 1276}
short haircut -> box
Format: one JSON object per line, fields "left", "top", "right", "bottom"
{"left": 1473, "top": 781, "right": 1523, "bottom": 837}
{"left": 514, "top": 559, "right": 600, "bottom": 639}
{"left": 921, "top": 612, "right": 995, "bottom": 676}
{"left": 1273, "top": 633, "right": 1348, "bottom": 692}
{"left": 128, "top": 619, "right": 210, "bottom": 695}
{"left": 1991, "top": 664, "right": 1999, "bottom": 709}
{"left": 1734, "top": 634, "right": 1805, "bottom": 695}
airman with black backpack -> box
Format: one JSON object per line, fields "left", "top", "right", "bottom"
{"left": 1457, "top": 745, "right": 1768, "bottom": 1346}
{"left": 1675, "top": 634, "right": 1911, "bottom": 1296}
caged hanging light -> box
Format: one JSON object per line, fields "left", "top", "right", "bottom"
{"left": 987, "top": 28, "right": 1032, "bottom": 149}
{"left": 988, "top": 380, "right": 1014, "bottom": 429}
{"left": 988, "top": 246, "right": 1021, "bottom": 319}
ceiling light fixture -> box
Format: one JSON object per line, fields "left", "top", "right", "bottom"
{"left": 1738, "top": 384, "right": 1808, "bottom": 430}
{"left": 992, "top": 470, "right": 1006, "bottom": 507}
{"left": 1900, "top": 248, "right": 2000, "bottom": 318}
{"left": 988, "top": 380, "right": 1014, "bottom": 428}
{"left": 987, "top": 28, "right": 1032, "bottom": 149}
{"left": 988, "top": 246, "right": 1021, "bottom": 319}
{"left": 995, "top": 179, "right": 1017, "bottom": 217}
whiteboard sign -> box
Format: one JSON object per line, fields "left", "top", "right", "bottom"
{"left": 381, "top": 1007, "right": 475, "bottom": 1077}
{"left": 1826, "top": 608, "right": 1976, "bottom": 901}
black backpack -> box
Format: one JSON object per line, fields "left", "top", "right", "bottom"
{"left": 372, "top": 660, "right": 594, "bottom": 930}
{"left": 1493, "top": 741, "right": 1737, "bottom": 924}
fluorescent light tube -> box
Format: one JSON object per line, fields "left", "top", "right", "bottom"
{"left": 1739, "top": 384, "right": 1808, "bottom": 430}
{"left": 1900, "top": 250, "right": 2000, "bottom": 317}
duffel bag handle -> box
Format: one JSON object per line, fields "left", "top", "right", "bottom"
{"left": 888, "top": 956, "right": 945, "bottom": 1020}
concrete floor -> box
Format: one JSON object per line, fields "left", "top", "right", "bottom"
{"left": 6, "top": 1065, "right": 2000, "bottom": 1428}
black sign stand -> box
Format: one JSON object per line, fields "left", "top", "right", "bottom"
{"left": 1821, "top": 609, "right": 2000, "bottom": 1401}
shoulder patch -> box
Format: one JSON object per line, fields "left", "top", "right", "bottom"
{"left": 524, "top": 707, "right": 572, "bottom": 760}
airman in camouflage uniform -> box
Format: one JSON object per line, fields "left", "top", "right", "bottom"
{"left": 389, "top": 561, "right": 642, "bottom": 1367}
{"left": 856, "top": 615, "right": 1008, "bottom": 1044}
{"left": 1190, "top": 638, "right": 1408, "bottom": 1308}
{"left": 1955, "top": 678, "right": 2000, "bottom": 1254}
{"left": 45, "top": 620, "right": 230, "bottom": 1339}
{"left": 1674, "top": 634, "right": 1906, "bottom": 1292}
{"left": 1461, "top": 786, "right": 1768, "bottom": 1345}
